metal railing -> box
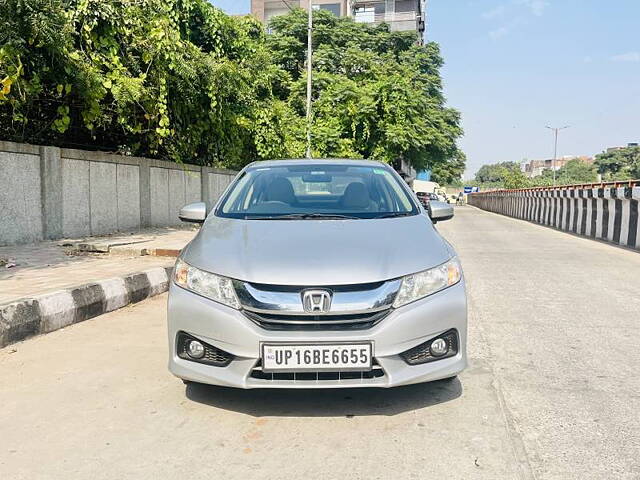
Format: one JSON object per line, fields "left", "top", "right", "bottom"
{"left": 470, "top": 179, "right": 640, "bottom": 195}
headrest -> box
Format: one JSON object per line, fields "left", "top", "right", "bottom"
{"left": 266, "top": 177, "right": 296, "bottom": 205}
{"left": 342, "top": 182, "right": 370, "bottom": 209}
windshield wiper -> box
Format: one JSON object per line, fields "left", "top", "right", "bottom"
{"left": 246, "top": 213, "right": 362, "bottom": 220}
{"left": 375, "top": 212, "right": 414, "bottom": 219}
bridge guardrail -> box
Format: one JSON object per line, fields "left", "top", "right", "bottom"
{"left": 468, "top": 181, "right": 640, "bottom": 250}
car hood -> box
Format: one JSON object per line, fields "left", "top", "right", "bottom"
{"left": 183, "top": 214, "right": 451, "bottom": 286}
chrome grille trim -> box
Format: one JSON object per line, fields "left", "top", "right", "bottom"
{"left": 234, "top": 279, "right": 401, "bottom": 316}
{"left": 242, "top": 309, "right": 391, "bottom": 331}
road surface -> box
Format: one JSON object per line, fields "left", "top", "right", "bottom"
{"left": 1, "top": 206, "right": 639, "bottom": 479}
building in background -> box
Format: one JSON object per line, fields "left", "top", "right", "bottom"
{"left": 395, "top": 158, "right": 416, "bottom": 184}
{"left": 251, "top": 1, "right": 349, "bottom": 25}
{"left": 606, "top": 142, "right": 639, "bottom": 153}
{"left": 352, "top": 0, "right": 426, "bottom": 38}
{"left": 521, "top": 156, "right": 595, "bottom": 178}
{"left": 251, "top": 1, "right": 426, "bottom": 41}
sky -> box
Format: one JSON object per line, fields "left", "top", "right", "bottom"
{"left": 210, "top": 0, "right": 640, "bottom": 179}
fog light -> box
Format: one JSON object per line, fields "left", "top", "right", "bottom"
{"left": 187, "top": 340, "right": 205, "bottom": 359}
{"left": 401, "top": 330, "right": 458, "bottom": 365}
{"left": 430, "top": 338, "right": 448, "bottom": 357}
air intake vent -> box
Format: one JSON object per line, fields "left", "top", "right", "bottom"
{"left": 249, "top": 360, "right": 385, "bottom": 381}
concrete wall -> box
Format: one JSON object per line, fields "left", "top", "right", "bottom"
{"left": 0, "top": 144, "right": 43, "bottom": 244}
{"left": 0, "top": 141, "right": 237, "bottom": 245}
{"left": 468, "top": 186, "right": 640, "bottom": 250}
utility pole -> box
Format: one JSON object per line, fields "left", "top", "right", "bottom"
{"left": 305, "top": 2, "right": 313, "bottom": 159}
{"left": 546, "top": 125, "right": 570, "bottom": 186}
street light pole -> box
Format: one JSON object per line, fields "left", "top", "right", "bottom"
{"left": 305, "top": 2, "right": 313, "bottom": 159}
{"left": 546, "top": 125, "right": 570, "bottom": 186}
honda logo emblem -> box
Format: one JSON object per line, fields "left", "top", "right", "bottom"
{"left": 302, "top": 289, "right": 332, "bottom": 313}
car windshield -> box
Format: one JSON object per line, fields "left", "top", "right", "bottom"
{"left": 217, "top": 164, "right": 418, "bottom": 220}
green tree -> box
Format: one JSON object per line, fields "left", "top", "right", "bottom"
{"left": 595, "top": 147, "right": 640, "bottom": 181}
{"left": 1, "top": 4, "right": 464, "bottom": 172}
{"left": 430, "top": 151, "right": 466, "bottom": 185}
{"left": 474, "top": 161, "right": 521, "bottom": 184}
{"left": 0, "top": 0, "right": 292, "bottom": 167}
{"left": 502, "top": 168, "right": 530, "bottom": 189}
{"left": 267, "top": 9, "right": 464, "bottom": 172}
{"left": 534, "top": 159, "right": 597, "bottom": 185}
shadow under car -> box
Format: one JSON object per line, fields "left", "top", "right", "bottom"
{"left": 184, "top": 377, "right": 463, "bottom": 417}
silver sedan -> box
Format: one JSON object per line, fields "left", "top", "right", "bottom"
{"left": 168, "top": 159, "right": 467, "bottom": 388}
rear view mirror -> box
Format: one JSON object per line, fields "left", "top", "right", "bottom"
{"left": 430, "top": 200, "right": 454, "bottom": 224}
{"left": 302, "top": 174, "right": 332, "bottom": 183}
{"left": 179, "top": 202, "right": 207, "bottom": 224}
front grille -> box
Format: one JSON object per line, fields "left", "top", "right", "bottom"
{"left": 176, "top": 331, "right": 233, "bottom": 367}
{"left": 249, "top": 360, "right": 385, "bottom": 382}
{"left": 243, "top": 281, "right": 387, "bottom": 293}
{"left": 234, "top": 279, "right": 401, "bottom": 331}
{"left": 242, "top": 309, "right": 390, "bottom": 331}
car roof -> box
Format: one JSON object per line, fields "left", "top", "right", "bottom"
{"left": 245, "top": 158, "right": 389, "bottom": 169}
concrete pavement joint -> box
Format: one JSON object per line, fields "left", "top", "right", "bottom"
{"left": 77, "top": 242, "right": 181, "bottom": 257}
{"left": 468, "top": 290, "right": 538, "bottom": 480}
{"left": 0, "top": 266, "right": 172, "bottom": 348}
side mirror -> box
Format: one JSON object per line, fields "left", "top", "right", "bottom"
{"left": 179, "top": 202, "right": 207, "bottom": 224}
{"left": 429, "top": 200, "right": 454, "bottom": 223}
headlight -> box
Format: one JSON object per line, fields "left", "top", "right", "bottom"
{"left": 173, "top": 258, "right": 240, "bottom": 309}
{"left": 393, "top": 257, "right": 462, "bottom": 308}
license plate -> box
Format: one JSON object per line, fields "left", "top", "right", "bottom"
{"left": 261, "top": 343, "right": 372, "bottom": 373}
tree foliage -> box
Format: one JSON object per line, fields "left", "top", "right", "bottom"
{"left": 430, "top": 150, "right": 466, "bottom": 186}
{"left": 474, "top": 161, "right": 521, "bottom": 184}
{"left": 473, "top": 158, "right": 599, "bottom": 189}
{"left": 595, "top": 147, "right": 640, "bottom": 181}
{"left": 501, "top": 168, "right": 529, "bottom": 189}
{"left": 0, "top": 0, "right": 290, "bottom": 167}
{"left": 1, "top": 3, "right": 464, "bottom": 172}
{"left": 537, "top": 159, "right": 597, "bottom": 185}
{"left": 268, "top": 10, "right": 464, "bottom": 172}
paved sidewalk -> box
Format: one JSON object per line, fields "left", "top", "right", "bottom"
{"left": 0, "top": 227, "right": 197, "bottom": 304}
{"left": 73, "top": 227, "right": 198, "bottom": 257}
{"left": 0, "top": 227, "right": 198, "bottom": 348}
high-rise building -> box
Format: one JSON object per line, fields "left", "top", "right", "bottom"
{"left": 351, "top": 0, "right": 426, "bottom": 37}
{"left": 251, "top": 1, "right": 426, "bottom": 40}
{"left": 251, "top": 1, "right": 350, "bottom": 25}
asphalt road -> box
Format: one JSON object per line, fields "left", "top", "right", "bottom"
{"left": 1, "top": 206, "right": 639, "bottom": 479}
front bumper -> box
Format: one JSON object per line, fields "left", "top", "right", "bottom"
{"left": 167, "top": 281, "right": 468, "bottom": 388}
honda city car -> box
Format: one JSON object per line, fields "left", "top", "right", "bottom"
{"left": 168, "top": 159, "right": 467, "bottom": 388}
